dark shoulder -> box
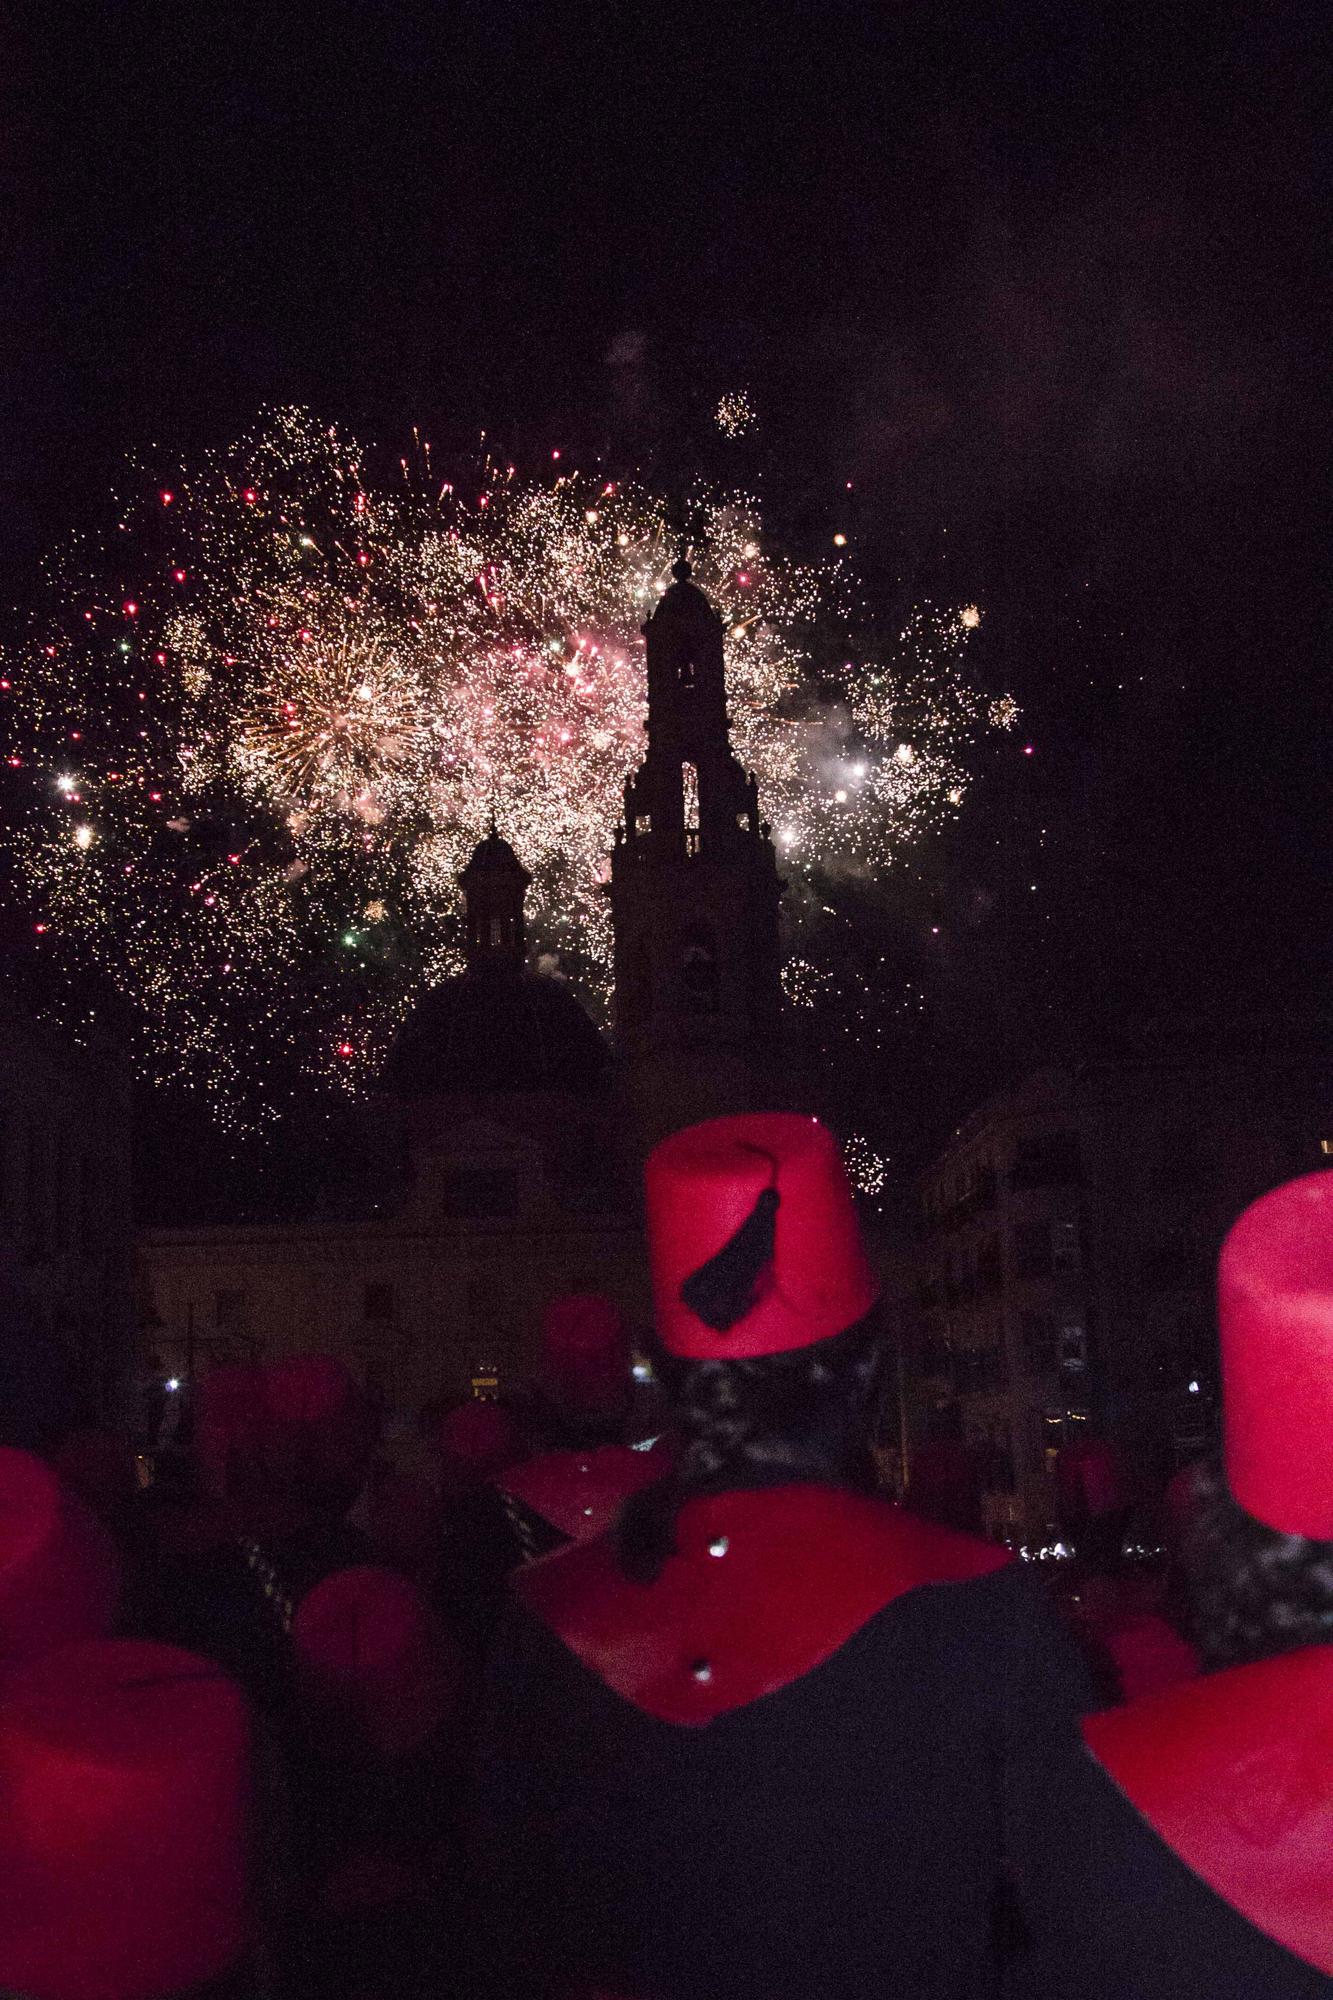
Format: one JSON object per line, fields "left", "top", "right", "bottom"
{"left": 1008, "top": 1729, "right": 1333, "bottom": 2000}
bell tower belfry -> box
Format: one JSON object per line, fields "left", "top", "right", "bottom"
{"left": 610, "top": 556, "right": 784, "bottom": 1148}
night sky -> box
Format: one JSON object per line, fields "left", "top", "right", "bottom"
{"left": 2, "top": 1, "right": 1325, "bottom": 1179}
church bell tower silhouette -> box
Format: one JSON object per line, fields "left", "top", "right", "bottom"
{"left": 609, "top": 554, "right": 784, "bottom": 1149}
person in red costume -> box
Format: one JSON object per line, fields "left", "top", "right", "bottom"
{"left": 1006, "top": 1170, "right": 1333, "bottom": 1998}
{"left": 467, "top": 1113, "right": 1095, "bottom": 2000}
{"left": 0, "top": 1637, "right": 258, "bottom": 2000}
{"left": 493, "top": 1293, "right": 667, "bottom": 1562}
{"left": 143, "top": 1356, "right": 374, "bottom": 1721}
{"left": 1051, "top": 1437, "right": 1199, "bottom": 1703}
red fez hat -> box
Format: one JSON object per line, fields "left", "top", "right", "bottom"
{"left": 292, "top": 1566, "right": 459, "bottom": 1760}
{"left": 645, "top": 1113, "right": 879, "bottom": 1360}
{"left": 0, "top": 1639, "right": 253, "bottom": 2000}
{"left": 436, "top": 1399, "right": 523, "bottom": 1477}
{"left": 0, "top": 1449, "right": 119, "bottom": 1667}
{"left": 195, "top": 1364, "right": 265, "bottom": 1499}
{"left": 259, "top": 1355, "right": 371, "bottom": 1482}
{"left": 1056, "top": 1438, "right": 1125, "bottom": 1520}
{"left": 540, "top": 1293, "right": 629, "bottom": 1410}
{"left": 1220, "top": 1171, "right": 1333, "bottom": 1539}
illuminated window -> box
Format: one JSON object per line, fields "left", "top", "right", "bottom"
{"left": 1051, "top": 1220, "right": 1081, "bottom": 1273}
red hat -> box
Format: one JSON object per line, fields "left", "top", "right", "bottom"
{"left": 0, "top": 1449, "right": 120, "bottom": 1667}
{"left": 195, "top": 1364, "right": 265, "bottom": 1500}
{"left": 540, "top": 1293, "right": 629, "bottom": 1412}
{"left": 0, "top": 1639, "right": 253, "bottom": 2000}
{"left": 1056, "top": 1438, "right": 1125, "bottom": 1521}
{"left": 259, "top": 1355, "right": 372, "bottom": 1491}
{"left": 292, "top": 1566, "right": 459, "bottom": 1760}
{"left": 1220, "top": 1171, "right": 1333, "bottom": 1539}
{"left": 436, "top": 1399, "right": 523, "bottom": 1478}
{"left": 200, "top": 1358, "right": 372, "bottom": 1502}
{"left": 645, "top": 1113, "right": 879, "bottom": 1359}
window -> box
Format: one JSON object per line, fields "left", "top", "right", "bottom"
{"left": 1010, "top": 1131, "right": 1081, "bottom": 1191}
{"left": 215, "top": 1288, "right": 247, "bottom": 1328}
{"left": 439, "top": 1168, "right": 519, "bottom": 1219}
{"left": 1012, "top": 1219, "right": 1053, "bottom": 1280}
{"left": 682, "top": 762, "right": 699, "bottom": 833}
{"left": 1051, "top": 1220, "right": 1081, "bottom": 1274}
{"left": 364, "top": 1281, "right": 395, "bottom": 1322}
{"left": 1058, "top": 1322, "right": 1088, "bottom": 1375}
{"left": 1022, "top": 1311, "right": 1057, "bottom": 1371}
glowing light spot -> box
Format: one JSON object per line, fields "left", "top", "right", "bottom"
{"left": 73, "top": 824, "right": 94, "bottom": 850}
{"left": 960, "top": 604, "right": 981, "bottom": 630}
{"left": 833, "top": 534, "right": 847, "bottom": 548}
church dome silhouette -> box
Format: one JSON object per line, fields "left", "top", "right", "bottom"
{"left": 381, "top": 828, "right": 608, "bottom": 1100}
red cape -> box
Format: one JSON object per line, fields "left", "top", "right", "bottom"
{"left": 516, "top": 1482, "right": 1009, "bottom": 1725}
{"left": 1084, "top": 1646, "right": 1333, "bottom": 1976}
{"left": 497, "top": 1441, "right": 667, "bottom": 1543}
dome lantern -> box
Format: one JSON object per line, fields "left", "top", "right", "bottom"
{"left": 459, "top": 824, "right": 531, "bottom": 971}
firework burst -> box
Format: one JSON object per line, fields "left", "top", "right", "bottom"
{"left": 1, "top": 410, "right": 1010, "bottom": 1126}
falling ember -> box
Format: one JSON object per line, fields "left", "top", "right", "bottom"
{"left": 714, "top": 390, "right": 756, "bottom": 438}
{"left": 959, "top": 604, "right": 982, "bottom": 630}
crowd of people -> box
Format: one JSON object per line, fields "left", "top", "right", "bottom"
{"left": 1, "top": 1110, "right": 1330, "bottom": 1998}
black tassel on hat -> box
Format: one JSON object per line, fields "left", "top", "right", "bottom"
{"left": 680, "top": 1186, "right": 780, "bottom": 1332}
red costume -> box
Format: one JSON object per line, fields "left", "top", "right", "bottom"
{"left": 470, "top": 1114, "right": 1094, "bottom": 2000}
{"left": 492, "top": 1293, "right": 662, "bottom": 1557}
{"left": 0, "top": 1447, "right": 120, "bottom": 1667}
{"left": 0, "top": 1638, "right": 253, "bottom": 2000}
{"left": 1009, "top": 1171, "right": 1333, "bottom": 1996}
{"left": 293, "top": 1562, "right": 460, "bottom": 1761}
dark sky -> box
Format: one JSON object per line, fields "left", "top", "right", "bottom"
{"left": 2, "top": 0, "right": 1327, "bottom": 1145}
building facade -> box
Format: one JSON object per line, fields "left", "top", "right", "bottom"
{"left": 0, "top": 998, "right": 134, "bottom": 1429}
{"left": 903, "top": 1046, "right": 1331, "bottom": 1541}
{"left": 140, "top": 834, "right": 647, "bottom": 1417}
{"left": 140, "top": 559, "right": 787, "bottom": 1416}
